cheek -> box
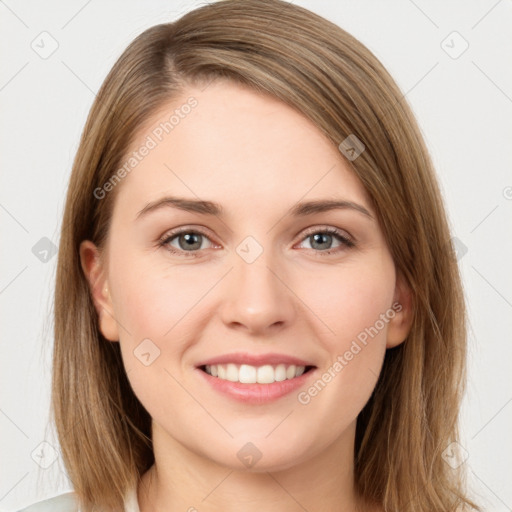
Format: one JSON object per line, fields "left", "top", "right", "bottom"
{"left": 107, "top": 253, "right": 209, "bottom": 418}
{"left": 305, "top": 257, "right": 396, "bottom": 348}
{"left": 109, "top": 248, "right": 215, "bottom": 343}
{"left": 296, "top": 258, "right": 395, "bottom": 412}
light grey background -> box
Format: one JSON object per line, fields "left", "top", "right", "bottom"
{"left": 1, "top": 0, "right": 511, "bottom": 510}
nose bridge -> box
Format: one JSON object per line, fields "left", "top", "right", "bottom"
{"left": 219, "top": 235, "right": 295, "bottom": 333}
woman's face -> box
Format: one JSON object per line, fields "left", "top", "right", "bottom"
{"left": 81, "top": 80, "right": 411, "bottom": 472}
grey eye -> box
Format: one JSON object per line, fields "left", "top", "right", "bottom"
{"left": 168, "top": 232, "right": 212, "bottom": 251}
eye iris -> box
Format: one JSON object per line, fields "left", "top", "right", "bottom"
{"left": 179, "top": 233, "right": 202, "bottom": 250}
{"left": 310, "top": 233, "right": 332, "bottom": 250}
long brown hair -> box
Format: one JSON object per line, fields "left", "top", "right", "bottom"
{"left": 53, "top": 1, "right": 480, "bottom": 510}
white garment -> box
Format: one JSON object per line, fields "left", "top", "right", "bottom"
{"left": 15, "top": 487, "right": 140, "bottom": 512}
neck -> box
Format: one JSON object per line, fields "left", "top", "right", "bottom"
{"left": 137, "top": 420, "right": 372, "bottom": 512}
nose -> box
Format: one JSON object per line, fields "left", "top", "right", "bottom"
{"left": 218, "top": 247, "right": 296, "bottom": 336}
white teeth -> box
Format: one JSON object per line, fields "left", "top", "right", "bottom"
{"left": 239, "top": 364, "right": 257, "bottom": 383}
{"left": 275, "top": 364, "right": 287, "bottom": 382}
{"left": 226, "top": 363, "right": 239, "bottom": 382}
{"left": 203, "top": 363, "right": 307, "bottom": 383}
{"left": 257, "top": 365, "right": 274, "bottom": 384}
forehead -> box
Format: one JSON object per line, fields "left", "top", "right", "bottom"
{"left": 113, "top": 80, "right": 369, "bottom": 217}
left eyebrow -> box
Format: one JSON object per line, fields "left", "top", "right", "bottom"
{"left": 289, "top": 199, "right": 374, "bottom": 219}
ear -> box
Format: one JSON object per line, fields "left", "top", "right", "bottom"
{"left": 79, "top": 240, "right": 119, "bottom": 342}
{"left": 386, "top": 272, "right": 414, "bottom": 349}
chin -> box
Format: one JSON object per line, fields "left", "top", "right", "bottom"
{"left": 199, "top": 432, "right": 318, "bottom": 473}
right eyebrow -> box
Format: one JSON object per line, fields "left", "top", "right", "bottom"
{"left": 136, "top": 196, "right": 223, "bottom": 220}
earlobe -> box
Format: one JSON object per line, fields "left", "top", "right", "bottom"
{"left": 79, "top": 240, "right": 120, "bottom": 342}
{"left": 386, "top": 273, "right": 414, "bottom": 349}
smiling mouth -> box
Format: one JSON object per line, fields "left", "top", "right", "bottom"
{"left": 200, "top": 363, "right": 316, "bottom": 384}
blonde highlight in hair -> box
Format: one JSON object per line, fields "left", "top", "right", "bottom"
{"left": 53, "top": 1, "right": 480, "bottom": 510}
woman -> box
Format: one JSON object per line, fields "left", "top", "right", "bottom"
{"left": 18, "top": 0, "right": 480, "bottom": 510}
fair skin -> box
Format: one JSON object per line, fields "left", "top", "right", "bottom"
{"left": 80, "top": 80, "right": 412, "bottom": 512}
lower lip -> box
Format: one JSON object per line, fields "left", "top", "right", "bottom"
{"left": 196, "top": 367, "right": 316, "bottom": 404}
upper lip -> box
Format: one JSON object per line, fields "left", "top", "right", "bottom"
{"left": 196, "top": 352, "right": 316, "bottom": 368}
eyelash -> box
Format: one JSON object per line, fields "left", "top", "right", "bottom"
{"left": 158, "top": 226, "right": 355, "bottom": 258}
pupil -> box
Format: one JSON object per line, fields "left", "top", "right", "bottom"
{"left": 311, "top": 233, "right": 332, "bottom": 250}
{"left": 180, "top": 233, "right": 201, "bottom": 250}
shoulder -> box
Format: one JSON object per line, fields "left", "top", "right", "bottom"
{"left": 15, "top": 491, "right": 79, "bottom": 512}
